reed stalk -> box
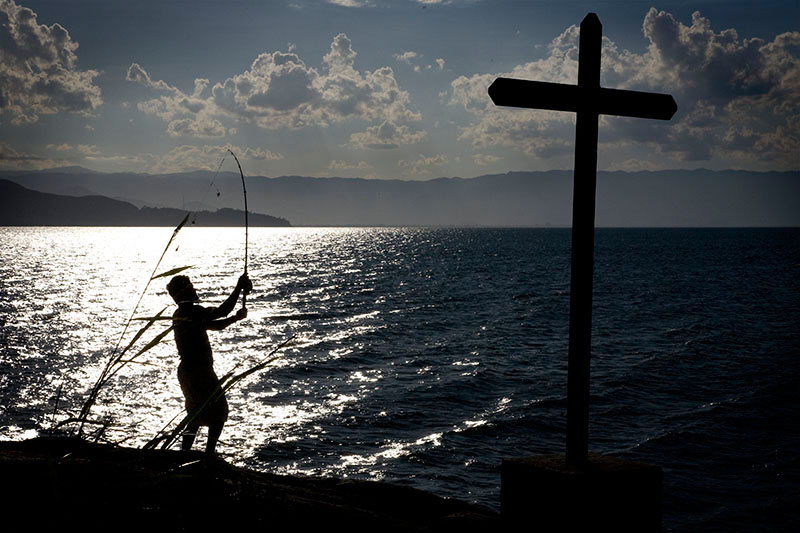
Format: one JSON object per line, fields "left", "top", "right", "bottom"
{"left": 76, "top": 213, "right": 191, "bottom": 434}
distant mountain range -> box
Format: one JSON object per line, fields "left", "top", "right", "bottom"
{"left": 0, "top": 179, "right": 290, "bottom": 227}
{"left": 1, "top": 167, "right": 798, "bottom": 227}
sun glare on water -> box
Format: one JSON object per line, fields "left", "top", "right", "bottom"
{"left": 1, "top": 227, "right": 405, "bottom": 469}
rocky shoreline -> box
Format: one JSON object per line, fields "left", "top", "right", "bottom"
{"left": 0, "top": 437, "right": 499, "bottom": 531}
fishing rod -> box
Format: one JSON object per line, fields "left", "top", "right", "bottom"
{"left": 226, "top": 148, "right": 250, "bottom": 310}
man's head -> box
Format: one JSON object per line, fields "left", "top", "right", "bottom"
{"left": 167, "top": 275, "right": 199, "bottom": 304}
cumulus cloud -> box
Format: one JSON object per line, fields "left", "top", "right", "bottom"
{"left": 350, "top": 120, "right": 427, "bottom": 149}
{"left": 129, "top": 33, "right": 421, "bottom": 138}
{"left": 394, "top": 51, "right": 418, "bottom": 65}
{"left": 449, "top": 8, "right": 800, "bottom": 168}
{"left": 126, "top": 63, "right": 173, "bottom": 92}
{"left": 149, "top": 144, "right": 283, "bottom": 174}
{"left": 246, "top": 147, "right": 284, "bottom": 161}
{"left": 215, "top": 33, "right": 421, "bottom": 127}
{"left": 0, "top": 0, "right": 101, "bottom": 124}
{"left": 127, "top": 63, "right": 225, "bottom": 138}
{"left": 398, "top": 153, "right": 448, "bottom": 175}
{"left": 394, "top": 50, "right": 422, "bottom": 71}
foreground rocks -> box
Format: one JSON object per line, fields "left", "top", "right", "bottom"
{"left": 0, "top": 437, "right": 498, "bottom": 532}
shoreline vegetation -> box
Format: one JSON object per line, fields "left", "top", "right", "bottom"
{"left": 0, "top": 437, "right": 499, "bottom": 531}
{"left": 0, "top": 179, "right": 290, "bottom": 227}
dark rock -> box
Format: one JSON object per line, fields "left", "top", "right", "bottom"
{"left": 0, "top": 437, "right": 498, "bottom": 532}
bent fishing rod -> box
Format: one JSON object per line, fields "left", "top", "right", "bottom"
{"left": 227, "top": 148, "right": 251, "bottom": 310}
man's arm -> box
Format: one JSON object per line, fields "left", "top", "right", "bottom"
{"left": 208, "top": 274, "right": 252, "bottom": 320}
{"left": 206, "top": 307, "right": 247, "bottom": 331}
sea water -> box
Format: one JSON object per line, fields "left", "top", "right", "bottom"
{"left": 1, "top": 226, "right": 798, "bottom": 531}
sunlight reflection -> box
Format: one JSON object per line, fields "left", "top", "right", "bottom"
{"left": 1, "top": 226, "right": 492, "bottom": 484}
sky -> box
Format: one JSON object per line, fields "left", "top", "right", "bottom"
{"left": 0, "top": 0, "right": 798, "bottom": 179}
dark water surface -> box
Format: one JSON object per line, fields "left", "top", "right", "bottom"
{"left": 1, "top": 227, "right": 798, "bottom": 531}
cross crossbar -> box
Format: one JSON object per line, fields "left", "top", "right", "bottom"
{"left": 488, "top": 78, "right": 677, "bottom": 120}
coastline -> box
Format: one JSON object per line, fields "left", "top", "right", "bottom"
{"left": 0, "top": 437, "right": 499, "bottom": 531}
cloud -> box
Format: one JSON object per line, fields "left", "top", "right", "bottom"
{"left": 127, "top": 64, "right": 227, "bottom": 138}
{"left": 129, "top": 33, "right": 421, "bottom": 137}
{"left": 350, "top": 120, "right": 427, "bottom": 149}
{"left": 395, "top": 51, "right": 445, "bottom": 73}
{"left": 44, "top": 142, "right": 98, "bottom": 156}
{"left": 2, "top": 140, "right": 282, "bottom": 173}
{"left": 449, "top": 9, "right": 800, "bottom": 168}
{"left": 126, "top": 63, "right": 174, "bottom": 92}
{"left": 83, "top": 153, "right": 154, "bottom": 167}
{"left": 46, "top": 143, "right": 72, "bottom": 152}
{"left": 394, "top": 51, "right": 420, "bottom": 71}
{"left": 329, "top": 159, "right": 371, "bottom": 170}
{"left": 398, "top": 153, "right": 448, "bottom": 175}
{"left": 76, "top": 144, "right": 99, "bottom": 155}
{"left": 245, "top": 147, "right": 284, "bottom": 161}
{"left": 40, "top": 142, "right": 146, "bottom": 168}
{"left": 0, "top": 0, "right": 101, "bottom": 124}
{"left": 149, "top": 144, "right": 283, "bottom": 174}
{"left": 473, "top": 153, "right": 502, "bottom": 166}
{"left": 166, "top": 117, "right": 226, "bottom": 138}
{"left": 0, "top": 142, "right": 72, "bottom": 169}
{"left": 326, "top": 0, "right": 369, "bottom": 7}
{"left": 0, "top": 142, "right": 43, "bottom": 162}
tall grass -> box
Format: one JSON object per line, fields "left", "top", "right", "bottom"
{"left": 74, "top": 213, "right": 191, "bottom": 436}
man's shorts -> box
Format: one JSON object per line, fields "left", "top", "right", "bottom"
{"left": 177, "top": 363, "right": 229, "bottom": 427}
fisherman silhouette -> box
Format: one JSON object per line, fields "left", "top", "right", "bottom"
{"left": 166, "top": 273, "right": 252, "bottom": 454}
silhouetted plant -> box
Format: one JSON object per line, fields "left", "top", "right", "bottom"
{"left": 74, "top": 213, "right": 191, "bottom": 435}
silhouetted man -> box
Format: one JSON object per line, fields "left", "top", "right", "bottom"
{"left": 166, "top": 273, "right": 252, "bottom": 454}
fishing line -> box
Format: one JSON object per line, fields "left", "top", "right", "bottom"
{"left": 166, "top": 149, "right": 248, "bottom": 305}
{"left": 186, "top": 154, "right": 228, "bottom": 229}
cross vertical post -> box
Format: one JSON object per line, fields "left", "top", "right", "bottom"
{"left": 487, "top": 12, "right": 676, "bottom": 472}
{"left": 566, "top": 13, "right": 601, "bottom": 466}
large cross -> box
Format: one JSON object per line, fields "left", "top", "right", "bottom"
{"left": 488, "top": 13, "right": 677, "bottom": 466}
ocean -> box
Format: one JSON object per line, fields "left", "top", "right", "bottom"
{"left": 1, "top": 226, "right": 798, "bottom": 531}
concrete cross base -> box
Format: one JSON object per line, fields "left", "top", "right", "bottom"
{"left": 501, "top": 453, "right": 662, "bottom": 531}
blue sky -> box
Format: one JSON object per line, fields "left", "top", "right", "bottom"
{"left": 1, "top": 0, "right": 798, "bottom": 178}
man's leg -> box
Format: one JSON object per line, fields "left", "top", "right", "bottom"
{"left": 206, "top": 422, "right": 223, "bottom": 454}
{"left": 182, "top": 422, "right": 199, "bottom": 451}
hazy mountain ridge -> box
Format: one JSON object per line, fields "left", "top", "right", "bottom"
{"left": 0, "top": 180, "right": 290, "bottom": 227}
{"left": 1, "top": 168, "right": 797, "bottom": 227}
